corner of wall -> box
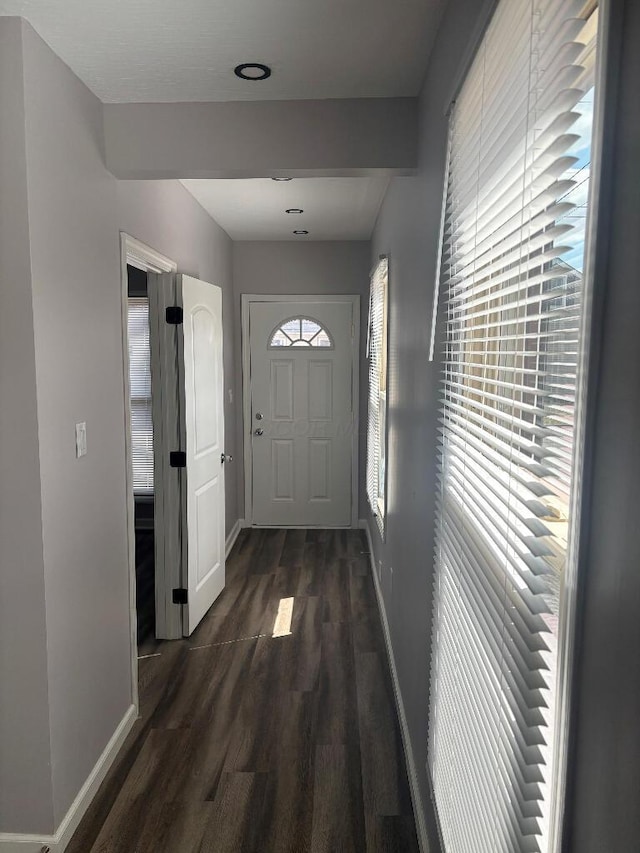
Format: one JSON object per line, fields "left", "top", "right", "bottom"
{"left": 0, "top": 14, "right": 55, "bottom": 836}
{"left": 18, "top": 18, "right": 131, "bottom": 830}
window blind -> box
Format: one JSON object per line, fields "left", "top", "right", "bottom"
{"left": 429, "top": 1, "right": 599, "bottom": 852}
{"left": 366, "top": 255, "right": 389, "bottom": 534}
{"left": 128, "top": 298, "right": 154, "bottom": 494}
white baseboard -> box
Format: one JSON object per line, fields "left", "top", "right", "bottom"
{"left": 358, "top": 518, "right": 430, "bottom": 853}
{"left": 225, "top": 518, "right": 243, "bottom": 558}
{"left": 359, "top": 517, "right": 378, "bottom": 579}
{"left": 0, "top": 704, "right": 137, "bottom": 852}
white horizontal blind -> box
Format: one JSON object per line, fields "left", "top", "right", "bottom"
{"left": 366, "top": 256, "right": 389, "bottom": 533}
{"left": 128, "top": 298, "right": 154, "bottom": 494}
{"left": 429, "top": 1, "right": 599, "bottom": 852}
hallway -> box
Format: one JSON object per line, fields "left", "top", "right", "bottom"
{"left": 67, "top": 529, "right": 418, "bottom": 852}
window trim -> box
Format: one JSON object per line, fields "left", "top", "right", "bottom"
{"left": 548, "top": 1, "right": 612, "bottom": 846}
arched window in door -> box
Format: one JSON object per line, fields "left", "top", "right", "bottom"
{"left": 269, "top": 317, "right": 333, "bottom": 348}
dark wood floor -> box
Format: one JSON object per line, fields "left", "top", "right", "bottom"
{"left": 67, "top": 528, "right": 419, "bottom": 853}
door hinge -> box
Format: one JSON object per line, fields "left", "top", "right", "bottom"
{"left": 172, "top": 588, "right": 188, "bottom": 605}
{"left": 169, "top": 450, "right": 186, "bottom": 468}
{"left": 166, "top": 306, "right": 184, "bottom": 325}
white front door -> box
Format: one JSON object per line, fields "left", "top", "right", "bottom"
{"left": 248, "top": 299, "right": 357, "bottom": 526}
{"left": 181, "top": 275, "right": 226, "bottom": 634}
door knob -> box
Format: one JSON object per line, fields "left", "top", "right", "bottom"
{"left": 254, "top": 428, "right": 264, "bottom": 436}
{"left": 255, "top": 412, "right": 264, "bottom": 420}
{"left": 220, "top": 453, "right": 233, "bottom": 464}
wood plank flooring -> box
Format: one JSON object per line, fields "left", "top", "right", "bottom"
{"left": 67, "top": 528, "right": 419, "bottom": 853}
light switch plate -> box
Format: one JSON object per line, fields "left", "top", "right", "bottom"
{"left": 75, "top": 422, "right": 87, "bottom": 458}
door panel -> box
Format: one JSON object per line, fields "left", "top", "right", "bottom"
{"left": 309, "top": 439, "right": 331, "bottom": 500}
{"left": 249, "top": 300, "right": 356, "bottom": 526}
{"left": 272, "top": 439, "right": 295, "bottom": 501}
{"left": 271, "top": 360, "right": 294, "bottom": 420}
{"left": 192, "top": 308, "right": 219, "bottom": 455}
{"left": 308, "top": 360, "right": 333, "bottom": 420}
{"left": 194, "top": 479, "right": 220, "bottom": 585}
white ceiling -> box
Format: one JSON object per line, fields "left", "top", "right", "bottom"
{"left": 0, "top": 0, "right": 442, "bottom": 103}
{"left": 181, "top": 177, "right": 389, "bottom": 240}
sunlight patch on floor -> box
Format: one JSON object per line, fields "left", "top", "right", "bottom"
{"left": 273, "top": 597, "right": 294, "bottom": 637}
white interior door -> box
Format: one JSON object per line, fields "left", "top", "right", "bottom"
{"left": 149, "top": 272, "right": 226, "bottom": 639}
{"left": 248, "top": 299, "right": 356, "bottom": 526}
{"left": 181, "top": 275, "right": 226, "bottom": 635}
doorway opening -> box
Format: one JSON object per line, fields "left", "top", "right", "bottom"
{"left": 120, "top": 234, "right": 177, "bottom": 702}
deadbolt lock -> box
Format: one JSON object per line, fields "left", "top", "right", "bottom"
{"left": 255, "top": 412, "right": 264, "bottom": 420}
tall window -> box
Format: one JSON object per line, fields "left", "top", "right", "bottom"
{"left": 366, "top": 255, "right": 389, "bottom": 535}
{"left": 428, "top": 1, "right": 600, "bottom": 851}
{"left": 128, "top": 298, "right": 154, "bottom": 494}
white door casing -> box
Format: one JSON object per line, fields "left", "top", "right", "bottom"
{"left": 244, "top": 296, "right": 359, "bottom": 527}
{"left": 149, "top": 272, "right": 226, "bottom": 638}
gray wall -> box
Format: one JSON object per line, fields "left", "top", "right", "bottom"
{"left": 363, "top": 0, "right": 514, "bottom": 847}
{"left": 0, "top": 17, "right": 54, "bottom": 834}
{"left": 20, "top": 20, "right": 131, "bottom": 827}
{"left": 104, "top": 98, "right": 418, "bottom": 179}
{"left": 0, "top": 19, "right": 239, "bottom": 835}
{"left": 232, "top": 241, "right": 370, "bottom": 520}
{"left": 117, "top": 181, "right": 238, "bottom": 536}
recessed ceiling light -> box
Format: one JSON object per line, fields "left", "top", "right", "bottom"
{"left": 272, "top": 177, "right": 292, "bottom": 182}
{"left": 234, "top": 63, "right": 271, "bottom": 81}
{"left": 286, "top": 208, "right": 304, "bottom": 214}
{"left": 293, "top": 230, "right": 309, "bottom": 235}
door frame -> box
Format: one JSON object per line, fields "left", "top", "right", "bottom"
{"left": 119, "top": 233, "right": 177, "bottom": 707}
{"left": 241, "top": 293, "right": 360, "bottom": 528}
